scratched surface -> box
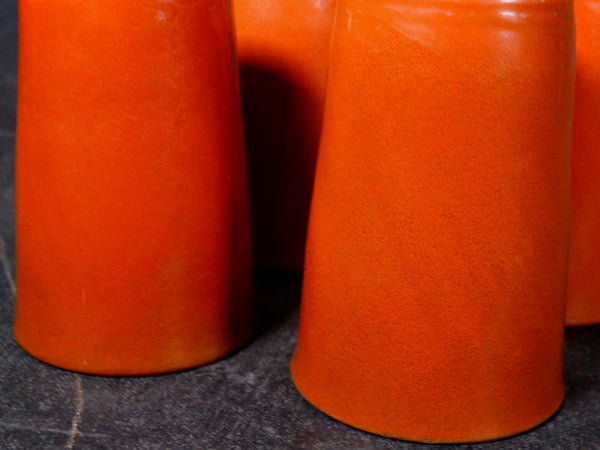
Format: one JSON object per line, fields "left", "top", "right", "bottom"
{"left": 1, "top": 1, "right": 600, "bottom": 449}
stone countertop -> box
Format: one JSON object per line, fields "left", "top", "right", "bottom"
{"left": 1, "top": 2, "right": 599, "bottom": 449}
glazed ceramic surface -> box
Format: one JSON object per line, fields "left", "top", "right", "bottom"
{"left": 14, "top": 0, "right": 253, "bottom": 375}
{"left": 566, "top": 0, "right": 600, "bottom": 326}
{"left": 292, "top": 0, "right": 574, "bottom": 442}
{"left": 233, "top": 0, "right": 336, "bottom": 270}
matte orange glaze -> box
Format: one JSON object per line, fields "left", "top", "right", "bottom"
{"left": 567, "top": 0, "right": 600, "bottom": 325}
{"left": 233, "top": 0, "right": 336, "bottom": 270}
{"left": 291, "top": 0, "right": 574, "bottom": 442}
{"left": 14, "top": 0, "right": 253, "bottom": 375}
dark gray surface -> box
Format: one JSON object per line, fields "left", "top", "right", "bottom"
{"left": 1, "top": 1, "right": 599, "bottom": 448}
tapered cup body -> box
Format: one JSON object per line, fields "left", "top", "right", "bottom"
{"left": 14, "top": 0, "right": 253, "bottom": 375}
{"left": 233, "top": 0, "right": 336, "bottom": 270}
{"left": 292, "top": 0, "right": 574, "bottom": 442}
{"left": 567, "top": 0, "right": 600, "bottom": 326}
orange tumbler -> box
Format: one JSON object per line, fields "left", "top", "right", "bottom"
{"left": 233, "top": 0, "right": 336, "bottom": 270}
{"left": 566, "top": 0, "right": 600, "bottom": 325}
{"left": 291, "top": 0, "right": 574, "bottom": 443}
{"left": 14, "top": 0, "right": 253, "bottom": 375}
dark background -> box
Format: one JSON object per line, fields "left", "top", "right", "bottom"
{"left": 1, "top": 1, "right": 598, "bottom": 448}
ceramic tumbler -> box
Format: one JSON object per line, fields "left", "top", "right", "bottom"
{"left": 291, "top": 0, "right": 574, "bottom": 442}
{"left": 14, "top": 0, "right": 253, "bottom": 375}
{"left": 233, "top": 0, "right": 336, "bottom": 270}
{"left": 567, "top": 0, "right": 600, "bottom": 326}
